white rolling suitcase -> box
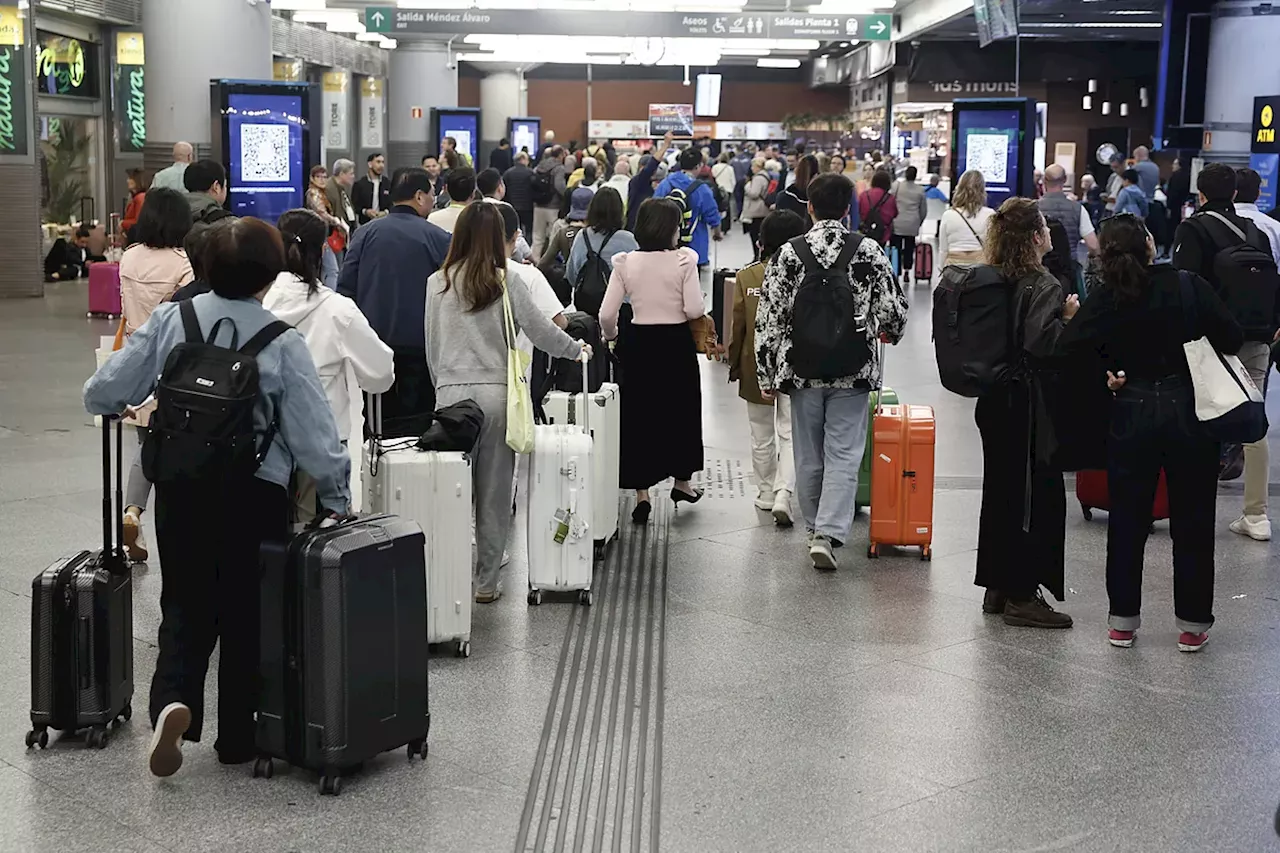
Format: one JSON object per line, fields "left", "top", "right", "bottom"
{"left": 364, "top": 395, "right": 474, "bottom": 657}
{"left": 527, "top": 355, "right": 595, "bottom": 606}
{"left": 541, "top": 381, "right": 620, "bottom": 556}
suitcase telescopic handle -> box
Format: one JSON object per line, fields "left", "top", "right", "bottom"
{"left": 101, "top": 416, "right": 126, "bottom": 572}
{"left": 876, "top": 337, "right": 887, "bottom": 416}
{"left": 580, "top": 348, "right": 591, "bottom": 437}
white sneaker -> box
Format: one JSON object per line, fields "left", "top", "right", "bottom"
{"left": 502, "top": 550, "right": 511, "bottom": 567}
{"left": 1229, "top": 515, "right": 1271, "bottom": 541}
{"left": 771, "top": 490, "right": 793, "bottom": 527}
{"left": 754, "top": 488, "right": 775, "bottom": 512}
{"left": 148, "top": 702, "right": 191, "bottom": 778}
{"left": 123, "top": 508, "right": 148, "bottom": 562}
{"left": 809, "top": 534, "right": 837, "bottom": 570}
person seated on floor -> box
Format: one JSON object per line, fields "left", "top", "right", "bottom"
{"left": 44, "top": 226, "right": 94, "bottom": 281}
{"left": 83, "top": 216, "right": 350, "bottom": 780}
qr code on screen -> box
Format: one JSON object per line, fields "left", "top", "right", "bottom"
{"left": 240, "top": 124, "right": 290, "bottom": 183}
{"left": 966, "top": 133, "right": 1009, "bottom": 185}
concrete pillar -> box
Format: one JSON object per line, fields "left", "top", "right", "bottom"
{"left": 142, "top": 0, "right": 272, "bottom": 150}
{"left": 479, "top": 71, "right": 525, "bottom": 162}
{"left": 387, "top": 42, "right": 456, "bottom": 170}
{"left": 1203, "top": 0, "right": 1280, "bottom": 158}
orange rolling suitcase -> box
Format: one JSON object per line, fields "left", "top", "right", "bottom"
{"left": 867, "top": 402, "right": 936, "bottom": 561}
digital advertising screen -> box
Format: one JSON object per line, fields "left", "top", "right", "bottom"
{"left": 225, "top": 92, "right": 306, "bottom": 222}
{"left": 435, "top": 109, "right": 479, "bottom": 166}
{"left": 508, "top": 117, "right": 540, "bottom": 158}
{"left": 953, "top": 100, "right": 1034, "bottom": 209}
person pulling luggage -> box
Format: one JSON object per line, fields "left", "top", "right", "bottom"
{"left": 83, "top": 217, "right": 351, "bottom": 779}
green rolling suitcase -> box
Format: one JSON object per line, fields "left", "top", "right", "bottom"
{"left": 855, "top": 386, "right": 897, "bottom": 511}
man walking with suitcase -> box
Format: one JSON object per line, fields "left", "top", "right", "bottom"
{"left": 754, "top": 173, "right": 909, "bottom": 569}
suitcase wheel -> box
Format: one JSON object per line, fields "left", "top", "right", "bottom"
{"left": 579, "top": 589, "right": 593, "bottom": 607}
{"left": 527, "top": 588, "right": 543, "bottom": 606}
{"left": 455, "top": 640, "right": 471, "bottom": 659}
{"left": 921, "top": 546, "right": 932, "bottom": 562}
{"left": 867, "top": 543, "right": 879, "bottom": 559}
{"left": 319, "top": 774, "right": 342, "bottom": 796}
{"left": 407, "top": 737, "right": 429, "bottom": 760}
{"left": 119, "top": 701, "right": 132, "bottom": 723}
{"left": 25, "top": 728, "right": 48, "bottom": 750}
{"left": 1082, "top": 506, "right": 1094, "bottom": 521}
{"left": 85, "top": 726, "right": 109, "bottom": 750}
{"left": 252, "top": 757, "right": 275, "bottom": 779}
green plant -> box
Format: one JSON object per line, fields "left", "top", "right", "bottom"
{"left": 41, "top": 119, "right": 90, "bottom": 224}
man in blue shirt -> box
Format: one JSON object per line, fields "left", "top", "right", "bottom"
{"left": 338, "top": 168, "right": 451, "bottom": 429}
{"left": 655, "top": 146, "right": 723, "bottom": 300}
{"left": 1132, "top": 145, "right": 1160, "bottom": 201}
{"left": 924, "top": 174, "right": 948, "bottom": 202}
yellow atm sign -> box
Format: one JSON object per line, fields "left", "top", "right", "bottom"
{"left": 1253, "top": 96, "right": 1280, "bottom": 153}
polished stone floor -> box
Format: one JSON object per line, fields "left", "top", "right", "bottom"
{"left": 2, "top": 228, "right": 1280, "bottom": 852}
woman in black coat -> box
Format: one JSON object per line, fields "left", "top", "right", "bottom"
{"left": 774, "top": 154, "right": 818, "bottom": 228}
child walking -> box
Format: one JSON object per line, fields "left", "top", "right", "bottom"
{"left": 728, "top": 209, "right": 809, "bottom": 525}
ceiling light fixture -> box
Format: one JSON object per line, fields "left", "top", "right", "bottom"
{"left": 1082, "top": 94, "right": 1092, "bottom": 110}
{"left": 1120, "top": 102, "right": 1129, "bottom": 116}
{"left": 273, "top": 0, "right": 328, "bottom": 9}
{"left": 1101, "top": 101, "right": 1111, "bottom": 115}
{"left": 1139, "top": 86, "right": 1149, "bottom": 107}
{"left": 757, "top": 57, "right": 802, "bottom": 68}
{"left": 1088, "top": 79, "right": 1097, "bottom": 93}
{"left": 1023, "top": 21, "right": 1161, "bottom": 27}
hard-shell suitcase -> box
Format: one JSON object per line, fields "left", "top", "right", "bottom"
{"left": 364, "top": 395, "right": 473, "bottom": 657}
{"left": 867, "top": 403, "right": 936, "bottom": 561}
{"left": 527, "top": 354, "right": 595, "bottom": 606}
{"left": 541, "top": 382, "right": 620, "bottom": 555}
{"left": 1077, "top": 469, "right": 1170, "bottom": 522}
{"left": 256, "top": 514, "right": 430, "bottom": 795}
{"left": 87, "top": 261, "right": 121, "bottom": 318}
{"left": 711, "top": 268, "right": 735, "bottom": 344}
{"left": 855, "top": 386, "right": 898, "bottom": 511}
{"left": 914, "top": 242, "right": 934, "bottom": 282}
{"left": 28, "top": 419, "right": 133, "bottom": 750}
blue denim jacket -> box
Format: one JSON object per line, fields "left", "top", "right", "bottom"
{"left": 83, "top": 293, "right": 352, "bottom": 513}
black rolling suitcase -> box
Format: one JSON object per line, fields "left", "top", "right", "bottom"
{"left": 28, "top": 419, "right": 134, "bottom": 750}
{"left": 255, "top": 514, "right": 430, "bottom": 795}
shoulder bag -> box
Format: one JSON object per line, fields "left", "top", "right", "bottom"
{"left": 502, "top": 272, "right": 536, "bottom": 453}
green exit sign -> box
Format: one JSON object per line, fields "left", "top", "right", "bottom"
{"left": 365, "top": 6, "right": 394, "bottom": 33}
{"left": 863, "top": 14, "right": 892, "bottom": 40}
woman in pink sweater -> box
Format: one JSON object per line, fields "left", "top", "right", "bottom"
{"left": 600, "top": 197, "right": 710, "bottom": 524}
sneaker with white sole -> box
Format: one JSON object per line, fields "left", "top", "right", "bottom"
{"left": 771, "top": 490, "right": 793, "bottom": 527}
{"left": 475, "top": 582, "right": 504, "bottom": 604}
{"left": 1229, "top": 514, "right": 1271, "bottom": 541}
{"left": 1108, "top": 628, "right": 1136, "bottom": 648}
{"left": 1177, "top": 631, "right": 1209, "bottom": 653}
{"left": 754, "top": 487, "right": 775, "bottom": 512}
{"left": 809, "top": 534, "right": 837, "bottom": 570}
{"left": 501, "top": 550, "right": 511, "bottom": 567}
{"left": 123, "top": 509, "right": 148, "bottom": 563}
{"left": 148, "top": 702, "right": 192, "bottom": 778}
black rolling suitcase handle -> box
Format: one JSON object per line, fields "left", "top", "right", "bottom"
{"left": 100, "top": 417, "right": 128, "bottom": 574}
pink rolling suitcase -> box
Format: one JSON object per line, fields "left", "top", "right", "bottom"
{"left": 87, "top": 262, "right": 121, "bottom": 318}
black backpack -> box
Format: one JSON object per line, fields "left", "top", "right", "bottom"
{"left": 788, "top": 234, "right": 870, "bottom": 380}
{"left": 573, "top": 229, "right": 616, "bottom": 317}
{"left": 530, "top": 313, "right": 607, "bottom": 403}
{"left": 667, "top": 183, "right": 700, "bottom": 247}
{"left": 1200, "top": 211, "right": 1280, "bottom": 339}
{"left": 530, "top": 169, "right": 556, "bottom": 205}
{"left": 858, "top": 191, "right": 890, "bottom": 244}
{"left": 932, "top": 264, "right": 1026, "bottom": 398}
{"left": 142, "top": 300, "right": 291, "bottom": 483}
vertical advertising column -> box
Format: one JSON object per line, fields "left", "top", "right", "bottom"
{"left": 358, "top": 77, "right": 385, "bottom": 165}
{"left": 0, "top": 3, "right": 39, "bottom": 296}
{"left": 115, "top": 32, "right": 146, "bottom": 155}
{"left": 321, "top": 70, "right": 350, "bottom": 171}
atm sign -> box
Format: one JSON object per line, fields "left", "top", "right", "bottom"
{"left": 1252, "top": 96, "right": 1280, "bottom": 153}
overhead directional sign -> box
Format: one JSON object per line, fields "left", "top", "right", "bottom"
{"left": 365, "top": 7, "right": 893, "bottom": 41}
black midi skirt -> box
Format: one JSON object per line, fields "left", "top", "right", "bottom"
{"left": 617, "top": 321, "right": 704, "bottom": 490}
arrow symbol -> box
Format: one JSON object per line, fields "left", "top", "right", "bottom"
{"left": 370, "top": 10, "right": 385, "bottom": 27}
{"left": 870, "top": 20, "right": 887, "bottom": 34}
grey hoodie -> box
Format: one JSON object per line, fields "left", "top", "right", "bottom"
{"left": 534, "top": 157, "right": 567, "bottom": 208}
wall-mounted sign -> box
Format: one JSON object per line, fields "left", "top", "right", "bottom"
{"left": 0, "top": 5, "right": 27, "bottom": 155}
{"left": 115, "top": 32, "right": 145, "bottom": 153}
{"left": 648, "top": 103, "right": 694, "bottom": 137}
{"left": 35, "top": 32, "right": 99, "bottom": 98}
{"left": 587, "top": 119, "right": 650, "bottom": 139}
{"left": 365, "top": 7, "right": 892, "bottom": 41}
{"left": 360, "top": 77, "right": 383, "bottom": 148}
{"left": 273, "top": 58, "right": 303, "bottom": 83}
{"left": 1251, "top": 96, "right": 1280, "bottom": 154}
{"left": 322, "top": 71, "right": 349, "bottom": 150}
{"left": 1250, "top": 152, "right": 1278, "bottom": 212}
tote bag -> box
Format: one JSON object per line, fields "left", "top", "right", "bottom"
{"left": 503, "top": 275, "right": 536, "bottom": 454}
{"left": 1179, "top": 271, "right": 1268, "bottom": 443}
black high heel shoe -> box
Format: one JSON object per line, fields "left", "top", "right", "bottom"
{"left": 631, "top": 501, "right": 652, "bottom": 524}
{"left": 671, "top": 487, "right": 703, "bottom": 507}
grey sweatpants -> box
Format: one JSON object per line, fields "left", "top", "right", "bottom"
{"left": 127, "top": 425, "right": 151, "bottom": 511}
{"left": 436, "top": 382, "right": 511, "bottom": 594}
{"left": 790, "top": 386, "right": 870, "bottom": 543}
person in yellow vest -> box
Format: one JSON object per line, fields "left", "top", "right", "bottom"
{"left": 728, "top": 209, "right": 808, "bottom": 527}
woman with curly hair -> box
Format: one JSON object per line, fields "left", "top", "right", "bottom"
{"left": 974, "top": 197, "right": 1080, "bottom": 629}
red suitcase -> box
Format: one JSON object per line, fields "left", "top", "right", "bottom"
{"left": 87, "top": 262, "right": 121, "bottom": 318}
{"left": 1077, "top": 469, "right": 1170, "bottom": 521}
{"left": 914, "top": 242, "right": 933, "bottom": 282}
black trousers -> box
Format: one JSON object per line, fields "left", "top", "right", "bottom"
{"left": 516, "top": 207, "right": 534, "bottom": 246}
{"left": 974, "top": 384, "right": 1067, "bottom": 600}
{"left": 1106, "top": 377, "right": 1218, "bottom": 631}
{"left": 890, "top": 234, "right": 917, "bottom": 272}
{"left": 746, "top": 218, "right": 762, "bottom": 261}
{"left": 379, "top": 347, "right": 436, "bottom": 436}
{"left": 150, "top": 476, "right": 288, "bottom": 755}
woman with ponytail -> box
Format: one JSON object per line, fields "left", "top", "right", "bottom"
{"left": 263, "top": 208, "right": 395, "bottom": 523}
{"left": 1060, "top": 213, "right": 1243, "bottom": 652}
{"left": 973, "top": 197, "right": 1080, "bottom": 630}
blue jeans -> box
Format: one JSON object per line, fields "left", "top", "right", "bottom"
{"left": 789, "top": 387, "right": 870, "bottom": 543}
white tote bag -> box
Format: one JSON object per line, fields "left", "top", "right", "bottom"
{"left": 1178, "top": 271, "right": 1268, "bottom": 443}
